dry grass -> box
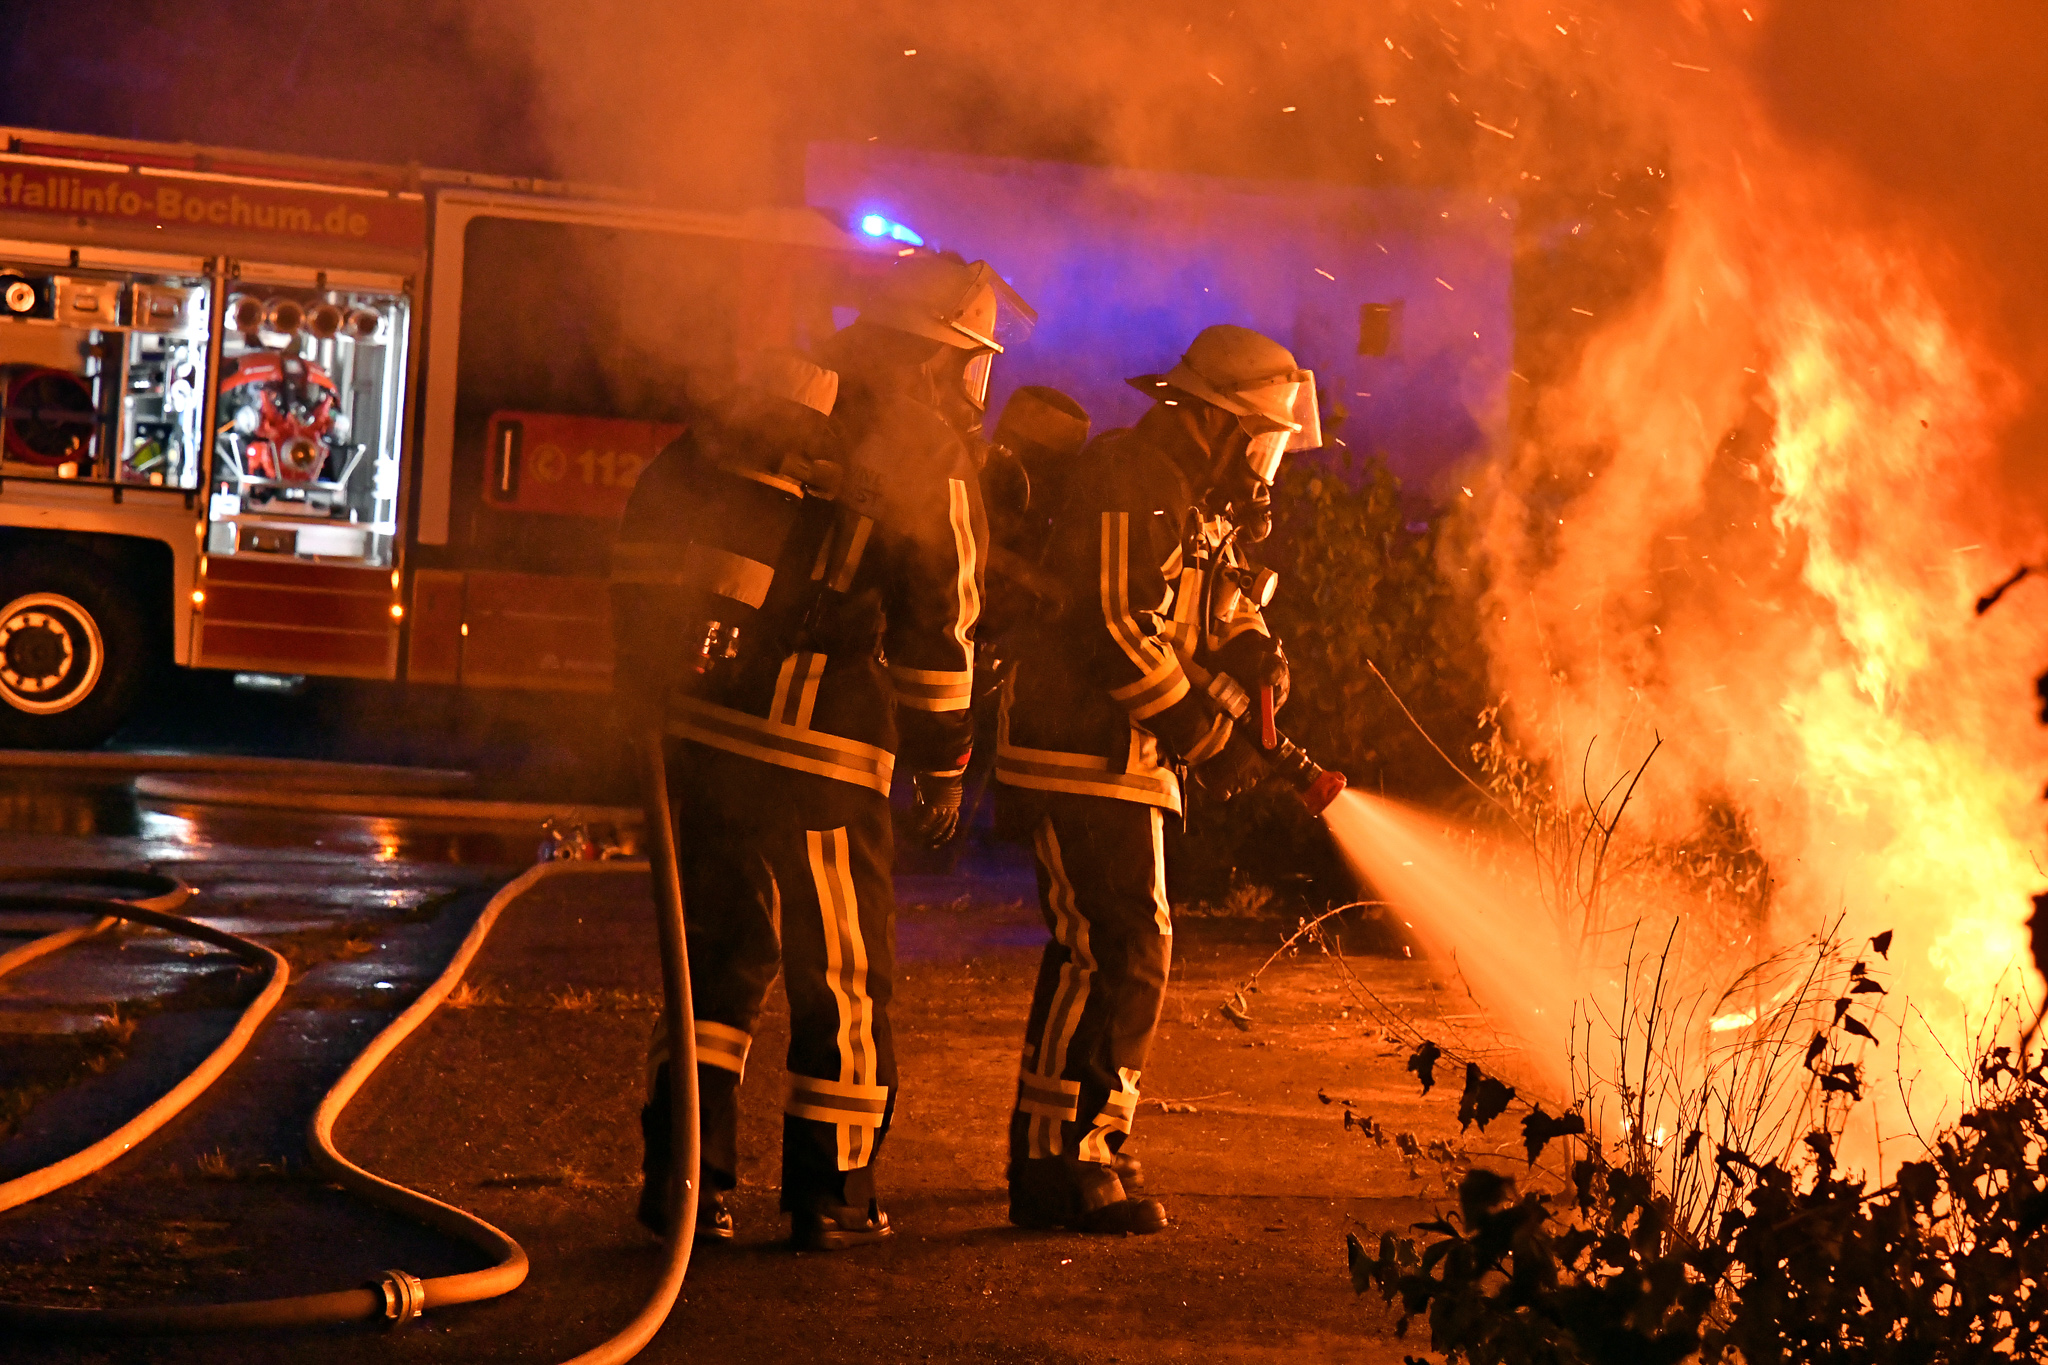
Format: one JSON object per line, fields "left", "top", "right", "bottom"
{"left": 480, "top": 1162, "right": 607, "bottom": 1191}
{"left": 446, "top": 978, "right": 506, "bottom": 1009}
{"left": 193, "top": 1147, "right": 301, "bottom": 1182}
{"left": 444, "top": 980, "right": 652, "bottom": 1011}
{"left": 1180, "top": 877, "right": 1283, "bottom": 920}
{"left": 546, "top": 986, "right": 656, "bottom": 1012}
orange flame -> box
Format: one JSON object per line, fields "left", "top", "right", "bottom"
{"left": 1478, "top": 80, "right": 2048, "bottom": 1091}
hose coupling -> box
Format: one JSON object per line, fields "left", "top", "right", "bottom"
{"left": 377, "top": 1269, "right": 427, "bottom": 1325}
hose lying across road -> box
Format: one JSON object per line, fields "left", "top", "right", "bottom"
{"left": 0, "top": 737, "right": 699, "bottom": 1362}
{"left": 0, "top": 873, "right": 288, "bottom": 1220}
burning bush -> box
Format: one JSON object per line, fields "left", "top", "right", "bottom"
{"left": 1354, "top": 1045, "right": 2048, "bottom": 1363}
{"left": 1349, "top": 922, "right": 2048, "bottom": 1363}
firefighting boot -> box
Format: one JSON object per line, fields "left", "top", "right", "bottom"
{"left": 635, "top": 1179, "right": 736, "bottom": 1241}
{"left": 637, "top": 1064, "right": 736, "bottom": 1241}
{"left": 1008, "top": 1157, "right": 1168, "bottom": 1235}
{"left": 790, "top": 1197, "right": 894, "bottom": 1251}
{"left": 789, "top": 1165, "right": 894, "bottom": 1251}
{"left": 1113, "top": 1151, "right": 1144, "bottom": 1190}
{"left": 638, "top": 1179, "right": 736, "bottom": 1241}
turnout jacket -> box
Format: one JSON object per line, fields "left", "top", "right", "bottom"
{"left": 612, "top": 388, "right": 986, "bottom": 795}
{"left": 996, "top": 406, "right": 1272, "bottom": 815}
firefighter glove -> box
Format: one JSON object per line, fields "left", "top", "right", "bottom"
{"left": 1192, "top": 730, "right": 1266, "bottom": 804}
{"left": 1212, "top": 633, "right": 1290, "bottom": 714}
{"left": 909, "top": 770, "right": 966, "bottom": 847}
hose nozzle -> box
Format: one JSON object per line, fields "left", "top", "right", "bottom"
{"left": 1256, "top": 685, "right": 1347, "bottom": 817}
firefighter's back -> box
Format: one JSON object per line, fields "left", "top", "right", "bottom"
{"left": 997, "top": 422, "right": 1196, "bottom": 807}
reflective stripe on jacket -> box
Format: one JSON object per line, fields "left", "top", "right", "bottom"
{"left": 612, "top": 392, "right": 985, "bottom": 794}
{"left": 996, "top": 409, "right": 1269, "bottom": 814}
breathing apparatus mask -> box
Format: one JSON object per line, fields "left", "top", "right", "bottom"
{"left": 1209, "top": 429, "right": 1277, "bottom": 542}
{"left": 928, "top": 346, "right": 993, "bottom": 444}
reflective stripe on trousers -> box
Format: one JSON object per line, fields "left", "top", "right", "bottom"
{"left": 1009, "top": 794, "right": 1173, "bottom": 1164}
{"left": 647, "top": 741, "right": 898, "bottom": 1207}
{"left": 796, "top": 826, "right": 889, "bottom": 1171}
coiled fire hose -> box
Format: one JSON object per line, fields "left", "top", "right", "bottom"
{"left": 0, "top": 735, "right": 700, "bottom": 1360}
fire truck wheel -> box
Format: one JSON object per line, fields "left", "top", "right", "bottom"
{"left": 0, "top": 554, "right": 149, "bottom": 750}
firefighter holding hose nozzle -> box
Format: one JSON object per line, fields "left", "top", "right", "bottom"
{"left": 612, "top": 253, "right": 1022, "bottom": 1251}
{"left": 994, "top": 324, "right": 1336, "bottom": 1234}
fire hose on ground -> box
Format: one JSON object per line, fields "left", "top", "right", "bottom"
{"left": 0, "top": 736, "right": 700, "bottom": 1361}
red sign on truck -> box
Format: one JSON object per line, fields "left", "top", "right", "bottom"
{"left": 482, "top": 410, "right": 685, "bottom": 520}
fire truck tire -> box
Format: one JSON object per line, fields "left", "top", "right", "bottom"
{"left": 0, "top": 551, "right": 150, "bottom": 750}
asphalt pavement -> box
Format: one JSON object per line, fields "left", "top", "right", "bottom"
{"left": 0, "top": 768, "right": 1494, "bottom": 1363}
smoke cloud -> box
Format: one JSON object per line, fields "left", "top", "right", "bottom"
{"left": 459, "top": 3, "right": 2048, "bottom": 1040}
{"left": 18, "top": 1, "right": 2040, "bottom": 1083}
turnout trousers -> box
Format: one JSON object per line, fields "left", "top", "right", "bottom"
{"left": 646, "top": 740, "right": 898, "bottom": 1211}
{"left": 1007, "top": 792, "right": 1173, "bottom": 1168}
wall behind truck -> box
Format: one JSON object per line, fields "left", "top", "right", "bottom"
{"left": 807, "top": 142, "right": 1513, "bottom": 498}
{"left": 0, "top": 0, "right": 549, "bottom": 181}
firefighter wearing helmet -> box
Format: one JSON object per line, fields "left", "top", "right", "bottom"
{"left": 994, "top": 323, "right": 1321, "bottom": 1233}
{"left": 613, "top": 252, "right": 1021, "bottom": 1251}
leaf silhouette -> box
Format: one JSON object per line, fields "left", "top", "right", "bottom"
{"left": 1457, "top": 1168, "right": 1516, "bottom": 1227}
{"left": 1457, "top": 1062, "right": 1517, "bottom": 1133}
{"left": 1407, "top": 1040, "right": 1442, "bottom": 1095}
{"left": 2031, "top": 896, "right": 2048, "bottom": 985}
{"left": 1894, "top": 1159, "right": 1938, "bottom": 1209}
{"left": 1870, "top": 929, "right": 1893, "bottom": 959}
{"left": 1840, "top": 1014, "right": 1877, "bottom": 1041}
{"left": 1819, "top": 1063, "right": 1863, "bottom": 1098}
{"left": 1803, "top": 1129, "right": 1836, "bottom": 1172}
{"left": 1520, "top": 1105, "right": 1587, "bottom": 1165}
{"left": 1345, "top": 1231, "right": 1372, "bottom": 1295}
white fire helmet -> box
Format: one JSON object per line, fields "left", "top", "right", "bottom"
{"left": 1127, "top": 324, "right": 1322, "bottom": 481}
{"left": 861, "top": 254, "right": 1037, "bottom": 410}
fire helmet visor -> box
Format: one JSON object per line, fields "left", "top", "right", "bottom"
{"left": 863, "top": 257, "right": 1038, "bottom": 353}
{"left": 962, "top": 351, "right": 995, "bottom": 411}
{"left": 1241, "top": 379, "right": 1321, "bottom": 481}
{"left": 1245, "top": 430, "right": 1290, "bottom": 484}
{"left": 954, "top": 262, "right": 1038, "bottom": 353}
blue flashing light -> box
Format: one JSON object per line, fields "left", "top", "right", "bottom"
{"left": 858, "top": 212, "right": 925, "bottom": 248}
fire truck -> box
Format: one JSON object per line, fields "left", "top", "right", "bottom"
{"left": 0, "top": 127, "right": 885, "bottom": 748}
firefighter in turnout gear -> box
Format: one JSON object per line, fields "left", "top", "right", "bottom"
{"left": 614, "top": 255, "right": 1017, "bottom": 1250}
{"left": 995, "top": 324, "right": 1320, "bottom": 1234}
